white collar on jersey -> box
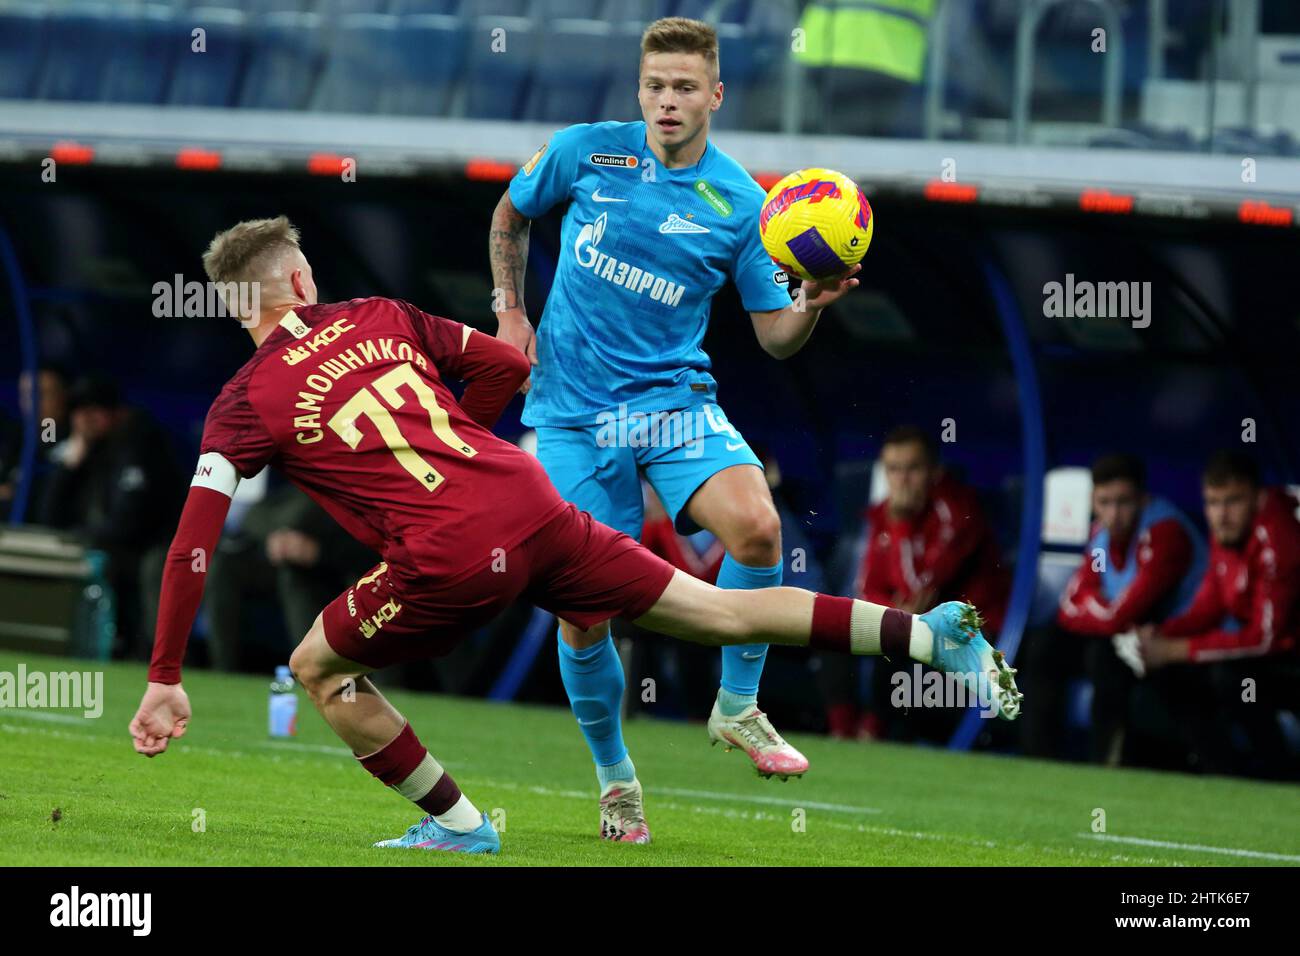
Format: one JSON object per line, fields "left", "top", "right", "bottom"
{"left": 279, "top": 310, "right": 310, "bottom": 339}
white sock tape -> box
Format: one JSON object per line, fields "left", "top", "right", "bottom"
{"left": 849, "top": 600, "right": 887, "bottom": 655}
{"left": 395, "top": 752, "right": 445, "bottom": 802}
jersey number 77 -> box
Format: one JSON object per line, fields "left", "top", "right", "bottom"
{"left": 327, "top": 362, "right": 477, "bottom": 492}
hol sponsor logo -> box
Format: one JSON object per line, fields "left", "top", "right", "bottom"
{"left": 0, "top": 664, "right": 103, "bottom": 718}
{"left": 281, "top": 316, "right": 356, "bottom": 366}
{"left": 358, "top": 599, "right": 402, "bottom": 639}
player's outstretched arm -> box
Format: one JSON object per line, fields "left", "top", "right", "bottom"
{"left": 749, "top": 263, "right": 861, "bottom": 359}
{"left": 130, "top": 466, "right": 234, "bottom": 756}
{"left": 488, "top": 189, "right": 537, "bottom": 389}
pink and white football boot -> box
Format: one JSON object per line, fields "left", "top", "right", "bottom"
{"left": 599, "top": 778, "right": 652, "bottom": 844}
{"left": 707, "top": 700, "right": 810, "bottom": 781}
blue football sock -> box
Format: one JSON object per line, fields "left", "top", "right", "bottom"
{"left": 557, "top": 631, "right": 630, "bottom": 777}
{"left": 596, "top": 755, "right": 637, "bottom": 789}
{"left": 717, "top": 554, "right": 782, "bottom": 708}
{"left": 717, "top": 688, "right": 758, "bottom": 717}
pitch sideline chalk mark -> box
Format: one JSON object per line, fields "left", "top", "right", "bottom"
{"left": 1079, "top": 832, "right": 1300, "bottom": 863}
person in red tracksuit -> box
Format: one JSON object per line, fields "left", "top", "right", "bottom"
{"left": 835, "top": 425, "right": 1010, "bottom": 741}
{"left": 1022, "top": 454, "right": 1205, "bottom": 764}
{"left": 1137, "top": 451, "right": 1300, "bottom": 778}
{"left": 856, "top": 429, "right": 1008, "bottom": 632}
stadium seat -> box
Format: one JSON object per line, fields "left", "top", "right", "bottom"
{"left": 238, "top": 10, "right": 324, "bottom": 110}
{"left": 311, "top": 13, "right": 397, "bottom": 113}
{"left": 525, "top": 18, "right": 613, "bottom": 123}
{"left": 675, "top": 0, "right": 749, "bottom": 25}
{"left": 166, "top": 7, "right": 250, "bottom": 107}
{"left": 596, "top": 23, "right": 643, "bottom": 121}
{"left": 317, "top": 0, "right": 394, "bottom": 13}
{"left": 462, "top": 15, "right": 538, "bottom": 119}
{"left": 0, "top": 3, "right": 47, "bottom": 100}
{"left": 1028, "top": 466, "right": 1092, "bottom": 628}
{"left": 101, "top": 5, "right": 181, "bottom": 105}
{"left": 389, "top": 0, "right": 459, "bottom": 13}
{"left": 247, "top": 0, "right": 316, "bottom": 11}
{"left": 708, "top": 24, "right": 759, "bottom": 130}
{"left": 36, "top": 2, "right": 116, "bottom": 103}
{"left": 538, "top": 0, "right": 603, "bottom": 17}
{"left": 461, "top": 0, "right": 532, "bottom": 16}
{"left": 386, "top": 13, "right": 468, "bottom": 116}
{"left": 601, "top": 0, "right": 678, "bottom": 21}
{"left": 726, "top": 3, "right": 794, "bottom": 131}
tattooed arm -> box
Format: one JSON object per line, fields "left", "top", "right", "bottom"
{"left": 489, "top": 189, "right": 537, "bottom": 392}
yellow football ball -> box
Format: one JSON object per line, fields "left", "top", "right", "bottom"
{"left": 758, "top": 167, "right": 873, "bottom": 282}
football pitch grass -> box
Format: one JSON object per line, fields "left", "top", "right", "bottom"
{"left": 2, "top": 650, "right": 1298, "bottom": 867}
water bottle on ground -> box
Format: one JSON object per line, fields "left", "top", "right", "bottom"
{"left": 269, "top": 665, "right": 297, "bottom": 737}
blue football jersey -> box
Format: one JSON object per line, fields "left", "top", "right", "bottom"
{"left": 508, "top": 121, "right": 792, "bottom": 428}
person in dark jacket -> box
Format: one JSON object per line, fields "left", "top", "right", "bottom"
{"left": 38, "top": 376, "right": 184, "bottom": 658}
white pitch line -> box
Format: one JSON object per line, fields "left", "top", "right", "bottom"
{"left": 476, "top": 777, "right": 879, "bottom": 816}
{"left": 1079, "top": 833, "right": 1300, "bottom": 863}
{"left": 256, "top": 739, "right": 353, "bottom": 757}
{"left": 654, "top": 785, "right": 881, "bottom": 815}
{"left": 0, "top": 710, "right": 89, "bottom": 724}
{"left": 0, "top": 711, "right": 440, "bottom": 763}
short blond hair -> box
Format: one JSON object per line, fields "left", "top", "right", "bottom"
{"left": 640, "top": 17, "right": 719, "bottom": 83}
{"left": 202, "top": 215, "right": 301, "bottom": 287}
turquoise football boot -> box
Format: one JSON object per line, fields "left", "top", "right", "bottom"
{"left": 919, "top": 601, "right": 1023, "bottom": 721}
{"left": 373, "top": 812, "right": 500, "bottom": 854}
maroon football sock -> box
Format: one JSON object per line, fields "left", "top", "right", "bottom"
{"left": 809, "top": 594, "right": 913, "bottom": 658}
{"left": 357, "top": 722, "right": 462, "bottom": 816}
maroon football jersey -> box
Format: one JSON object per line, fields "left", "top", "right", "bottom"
{"left": 198, "top": 298, "right": 566, "bottom": 583}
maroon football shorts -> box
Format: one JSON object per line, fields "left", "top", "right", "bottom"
{"left": 320, "top": 502, "right": 677, "bottom": 669}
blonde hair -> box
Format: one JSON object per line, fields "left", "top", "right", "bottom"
{"left": 640, "top": 17, "right": 719, "bottom": 83}
{"left": 202, "top": 215, "right": 301, "bottom": 288}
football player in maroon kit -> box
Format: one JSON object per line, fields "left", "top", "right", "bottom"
{"left": 129, "top": 218, "right": 1021, "bottom": 853}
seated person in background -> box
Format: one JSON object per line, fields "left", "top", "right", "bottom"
{"left": 205, "top": 480, "right": 378, "bottom": 673}
{"left": 1022, "top": 453, "right": 1205, "bottom": 764}
{"left": 857, "top": 425, "right": 1008, "bottom": 626}
{"left": 827, "top": 425, "right": 1009, "bottom": 741}
{"left": 1137, "top": 451, "right": 1300, "bottom": 778}
{"left": 0, "top": 362, "right": 70, "bottom": 519}
{"left": 37, "top": 376, "right": 183, "bottom": 659}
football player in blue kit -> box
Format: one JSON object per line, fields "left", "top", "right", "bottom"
{"left": 487, "top": 16, "right": 860, "bottom": 842}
